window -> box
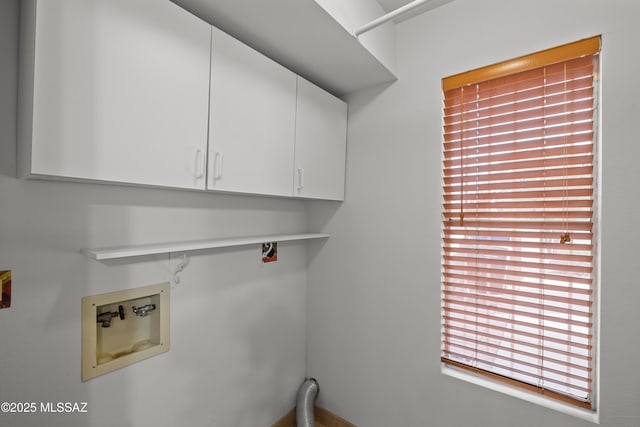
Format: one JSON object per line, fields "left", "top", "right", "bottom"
{"left": 441, "top": 36, "right": 600, "bottom": 410}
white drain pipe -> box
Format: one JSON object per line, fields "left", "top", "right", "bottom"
{"left": 296, "top": 378, "right": 319, "bottom": 427}
{"left": 354, "top": 0, "right": 434, "bottom": 37}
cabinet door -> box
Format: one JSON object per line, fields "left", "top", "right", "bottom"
{"left": 208, "top": 26, "right": 297, "bottom": 197}
{"left": 21, "top": 0, "right": 211, "bottom": 189}
{"left": 294, "top": 77, "right": 347, "bottom": 201}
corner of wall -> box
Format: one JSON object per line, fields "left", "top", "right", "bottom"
{"left": 16, "top": 0, "right": 36, "bottom": 178}
{"left": 312, "top": 0, "right": 397, "bottom": 76}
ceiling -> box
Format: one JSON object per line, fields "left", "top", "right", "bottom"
{"left": 378, "top": 0, "right": 414, "bottom": 10}
{"left": 171, "top": 0, "right": 453, "bottom": 97}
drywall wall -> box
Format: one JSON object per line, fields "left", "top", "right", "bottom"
{"left": 0, "top": 1, "right": 309, "bottom": 426}
{"left": 307, "top": 0, "right": 640, "bottom": 426}
{"left": 314, "top": 0, "right": 396, "bottom": 76}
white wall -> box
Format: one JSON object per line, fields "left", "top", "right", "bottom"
{"left": 0, "top": 1, "right": 310, "bottom": 426}
{"left": 308, "top": 0, "right": 640, "bottom": 426}
{"left": 314, "top": 0, "right": 396, "bottom": 75}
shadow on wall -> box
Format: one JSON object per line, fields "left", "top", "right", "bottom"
{"left": 0, "top": 0, "right": 18, "bottom": 179}
{"left": 162, "top": 244, "right": 306, "bottom": 426}
{"left": 226, "top": 246, "right": 306, "bottom": 426}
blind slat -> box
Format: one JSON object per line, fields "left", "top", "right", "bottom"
{"left": 444, "top": 97, "right": 595, "bottom": 130}
{"left": 443, "top": 54, "right": 596, "bottom": 97}
{"left": 443, "top": 234, "right": 594, "bottom": 247}
{"left": 442, "top": 346, "right": 592, "bottom": 393}
{"left": 444, "top": 254, "right": 593, "bottom": 276}
{"left": 444, "top": 200, "right": 593, "bottom": 213}
{"left": 443, "top": 271, "right": 588, "bottom": 296}
{"left": 442, "top": 220, "right": 593, "bottom": 233}
{"left": 445, "top": 99, "right": 594, "bottom": 131}
{"left": 443, "top": 210, "right": 593, "bottom": 221}
{"left": 445, "top": 244, "right": 593, "bottom": 263}
{"left": 443, "top": 278, "right": 592, "bottom": 303}
{"left": 443, "top": 143, "right": 593, "bottom": 169}
{"left": 444, "top": 86, "right": 593, "bottom": 119}
{"left": 444, "top": 131, "right": 593, "bottom": 154}
{"left": 444, "top": 324, "right": 592, "bottom": 357}
{"left": 444, "top": 65, "right": 594, "bottom": 107}
{"left": 443, "top": 165, "right": 593, "bottom": 186}
{"left": 442, "top": 297, "right": 593, "bottom": 329}
{"left": 442, "top": 187, "right": 593, "bottom": 202}
{"left": 445, "top": 121, "right": 594, "bottom": 149}
{"left": 444, "top": 154, "right": 594, "bottom": 176}
{"left": 443, "top": 291, "right": 590, "bottom": 322}
{"left": 444, "top": 263, "right": 591, "bottom": 285}
{"left": 445, "top": 306, "right": 592, "bottom": 339}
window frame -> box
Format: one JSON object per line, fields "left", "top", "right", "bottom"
{"left": 440, "top": 36, "right": 601, "bottom": 420}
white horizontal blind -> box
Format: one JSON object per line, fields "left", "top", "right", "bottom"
{"left": 441, "top": 37, "right": 600, "bottom": 409}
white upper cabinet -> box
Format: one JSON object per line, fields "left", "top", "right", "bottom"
{"left": 18, "top": 0, "right": 211, "bottom": 190}
{"left": 294, "top": 77, "right": 347, "bottom": 201}
{"left": 18, "top": 0, "right": 348, "bottom": 200}
{"left": 207, "top": 25, "right": 297, "bottom": 197}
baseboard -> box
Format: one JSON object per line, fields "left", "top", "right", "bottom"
{"left": 271, "top": 406, "right": 358, "bottom": 427}
{"left": 271, "top": 408, "right": 296, "bottom": 427}
{"left": 314, "top": 406, "right": 358, "bottom": 427}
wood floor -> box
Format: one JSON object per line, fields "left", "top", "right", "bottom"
{"left": 271, "top": 406, "right": 357, "bottom": 427}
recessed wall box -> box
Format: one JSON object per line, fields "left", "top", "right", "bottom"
{"left": 0, "top": 270, "right": 11, "bottom": 309}
{"left": 82, "top": 282, "right": 170, "bottom": 381}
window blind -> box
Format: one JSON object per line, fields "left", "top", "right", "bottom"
{"left": 441, "top": 36, "right": 600, "bottom": 409}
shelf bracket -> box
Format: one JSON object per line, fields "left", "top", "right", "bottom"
{"left": 171, "top": 253, "right": 190, "bottom": 285}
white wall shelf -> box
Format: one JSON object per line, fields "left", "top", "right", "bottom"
{"left": 82, "top": 233, "right": 330, "bottom": 261}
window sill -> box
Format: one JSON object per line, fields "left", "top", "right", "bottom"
{"left": 442, "top": 363, "right": 599, "bottom": 424}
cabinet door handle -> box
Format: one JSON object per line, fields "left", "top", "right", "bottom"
{"left": 297, "top": 167, "right": 304, "bottom": 191}
{"left": 195, "top": 149, "right": 204, "bottom": 179}
{"left": 214, "top": 152, "right": 224, "bottom": 180}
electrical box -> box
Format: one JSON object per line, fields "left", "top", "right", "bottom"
{"left": 0, "top": 270, "right": 11, "bottom": 309}
{"left": 81, "top": 282, "right": 170, "bottom": 381}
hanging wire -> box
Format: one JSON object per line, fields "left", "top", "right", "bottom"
{"left": 561, "top": 62, "right": 571, "bottom": 244}
{"left": 539, "top": 66, "right": 548, "bottom": 390}
{"left": 474, "top": 83, "right": 479, "bottom": 369}
{"left": 460, "top": 86, "right": 465, "bottom": 226}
